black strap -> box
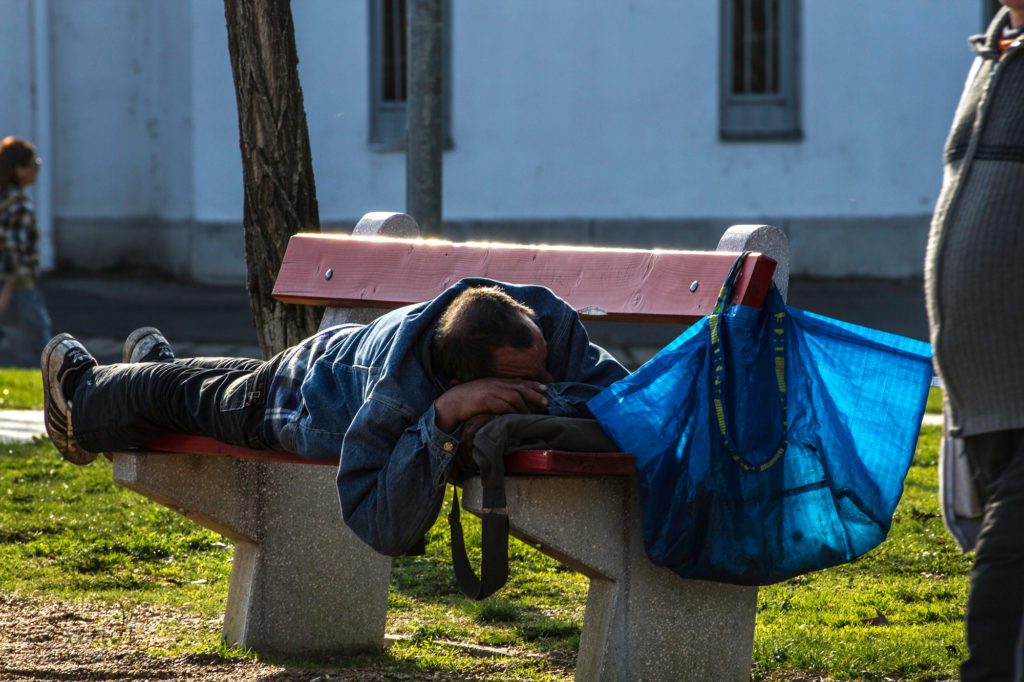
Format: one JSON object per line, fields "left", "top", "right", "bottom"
{"left": 446, "top": 415, "right": 620, "bottom": 600}
{"left": 448, "top": 486, "right": 508, "bottom": 600}
{"left": 448, "top": 419, "right": 511, "bottom": 600}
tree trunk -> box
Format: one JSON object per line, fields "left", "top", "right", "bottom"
{"left": 223, "top": 0, "right": 322, "bottom": 358}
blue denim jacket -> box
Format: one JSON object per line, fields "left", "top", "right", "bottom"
{"left": 275, "top": 278, "right": 628, "bottom": 556}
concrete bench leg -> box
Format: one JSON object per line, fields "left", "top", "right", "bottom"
{"left": 112, "top": 452, "right": 392, "bottom": 656}
{"left": 462, "top": 475, "right": 757, "bottom": 682}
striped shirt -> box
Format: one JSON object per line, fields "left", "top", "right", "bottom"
{"left": 0, "top": 184, "right": 39, "bottom": 286}
{"left": 263, "top": 323, "right": 364, "bottom": 449}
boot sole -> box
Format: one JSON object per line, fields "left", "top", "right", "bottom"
{"left": 41, "top": 334, "right": 97, "bottom": 465}
{"left": 122, "top": 326, "right": 170, "bottom": 364}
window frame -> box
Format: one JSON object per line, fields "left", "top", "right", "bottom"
{"left": 368, "top": 0, "right": 453, "bottom": 151}
{"left": 719, "top": 0, "right": 802, "bottom": 142}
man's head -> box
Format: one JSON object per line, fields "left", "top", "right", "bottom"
{"left": 431, "top": 286, "right": 552, "bottom": 385}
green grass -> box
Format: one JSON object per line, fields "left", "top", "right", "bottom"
{"left": 753, "top": 424, "right": 968, "bottom": 681}
{"left": 0, "top": 369, "right": 967, "bottom": 680}
{"left": 0, "top": 366, "right": 43, "bottom": 409}
{"left": 0, "top": 437, "right": 235, "bottom": 618}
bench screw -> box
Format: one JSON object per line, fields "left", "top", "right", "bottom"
{"left": 325, "top": 268, "right": 333, "bottom": 280}
{"left": 690, "top": 280, "right": 699, "bottom": 292}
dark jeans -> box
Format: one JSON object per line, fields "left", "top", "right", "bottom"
{"left": 72, "top": 353, "right": 287, "bottom": 453}
{"left": 961, "top": 429, "right": 1024, "bottom": 682}
{"left": 0, "top": 287, "right": 52, "bottom": 368}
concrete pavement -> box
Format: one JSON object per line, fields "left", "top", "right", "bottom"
{"left": 0, "top": 410, "right": 46, "bottom": 442}
{"left": 39, "top": 272, "right": 263, "bottom": 363}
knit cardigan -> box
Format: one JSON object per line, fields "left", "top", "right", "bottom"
{"left": 925, "top": 7, "right": 1024, "bottom": 437}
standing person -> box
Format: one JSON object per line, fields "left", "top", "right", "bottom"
{"left": 0, "top": 136, "right": 50, "bottom": 367}
{"left": 925, "top": 3, "right": 1024, "bottom": 679}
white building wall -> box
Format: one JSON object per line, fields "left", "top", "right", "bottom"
{"left": 0, "top": 1, "right": 36, "bottom": 150}
{"left": 800, "top": 1, "right": 947, "bottom": 216}
{"left": 446, "top": 1, "right": 727, "bottom": 218}
{"left": 50, "top": 2, "right": 186, "bottom": 214}
{"left": 192, "top": 0, "right": 240, "bottom": 223}
{"left": 293, "top": 0, "right": 382, "bottom": 221}
{"left": 0, "top": 0, "right": 987, "bottom": 281}
{"left": 2, "top": 0, "right": 53, "bottom": 269}
{"left": 189, "top": 0, "right": 245, "bottom": 282}
{"left": 286, "top": 0, "right": 977, "bottom": 219}
{"left": 46, "top": 0, "right": 194, "bottom": 274}
{"left": 287, "top": 1, "right": 977, "bottom": 276}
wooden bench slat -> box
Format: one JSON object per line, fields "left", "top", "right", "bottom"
{"left": 273, "top": 234, "right": 776, "bottom": 323}
{"left": 504, "top": 449, "right": 636, "bottom": 475}
{"left": 141, "top": 434, "right": 337, "bottom": 466}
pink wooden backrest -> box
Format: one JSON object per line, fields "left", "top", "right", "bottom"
{"left": 144, "top": 233, "right": 778, "bottom": 473}
{"left": 273, "top": 234, "right": 776, "bottom": 324}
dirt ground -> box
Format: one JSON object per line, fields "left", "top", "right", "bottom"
{"left": 0, "top": 594, "right": 461, "bottom": 681}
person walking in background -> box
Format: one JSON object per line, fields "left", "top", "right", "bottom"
{"left": 0, "top": 136, "right": 50, "bottom": 367}
{"left": 925, "top": 3, "right": 1024, "bottom": 679}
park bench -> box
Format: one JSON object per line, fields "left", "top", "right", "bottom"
{"left": 111, "top": 211, "right": 789, "bottom": 682}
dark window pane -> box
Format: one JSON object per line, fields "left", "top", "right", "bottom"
{"left": 731, "top": 0, "right": 782, "bottom": 95}
{"left": 769, "top": 0, "right": 779, "bottom": 93}
{"left": 749, "top": 0, "right": 767, "bottom": 93}
{"left": 731, "top": 0, "right": 746, "bottom": 93}
{"left": 720, "top": 0, "right": 800, "bottom": 140}
{"left": 382, "top": 0, "right": 406, "bottom": 102}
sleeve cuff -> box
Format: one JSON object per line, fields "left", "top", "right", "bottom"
{"left": 420, "top": 403, "right": 461, "bottom": 462}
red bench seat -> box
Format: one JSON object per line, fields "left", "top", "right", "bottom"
{"left": 142, "top": 433, "right": 635, "bottom": 475}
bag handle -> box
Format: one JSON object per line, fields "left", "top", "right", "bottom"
{"left": 711, "top": 251, "right": 751, "bottom": 317}
{"left": 709, "top": 252, "right": 788, "bottom": 472}
{"left": 447, "top": 434, "right": 511, "bottom": 601}
{"left": 448, "top": 487, "right": 509, "bottom": 601}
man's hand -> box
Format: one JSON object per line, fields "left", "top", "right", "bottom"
{"left": 434, "top": 377, "right": 548, "bottom": 433}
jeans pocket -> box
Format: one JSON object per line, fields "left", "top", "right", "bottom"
{"left": 221, "top": 373, "right": 264, "bottom": 413}
{"left": 213, "top": 370, "right": 272, "bottom": 449}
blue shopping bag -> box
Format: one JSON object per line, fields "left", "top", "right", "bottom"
{"left": 588, "top": 254, "right": 934, "bottom": 585}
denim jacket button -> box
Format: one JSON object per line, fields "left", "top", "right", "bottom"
{"left": 443, "top": 441, "right": 454, "bottom": 452}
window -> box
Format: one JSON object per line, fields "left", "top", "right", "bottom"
{"left": 369, "top": 0, "right": 452, "bottom": 150}
{"left": 719, "top": 0, "right": 801, "bottom": 141}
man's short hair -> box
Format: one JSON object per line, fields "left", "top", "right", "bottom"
{"left": 431, "top": 286, "right": 538, "bottom": 384}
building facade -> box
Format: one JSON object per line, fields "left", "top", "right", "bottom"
{"left": 1, "top": 0, "right": 991, "bottom": 282}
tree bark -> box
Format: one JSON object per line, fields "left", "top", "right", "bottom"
{"left": 223, "top": 0, "right": 322, "bottom": 358}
